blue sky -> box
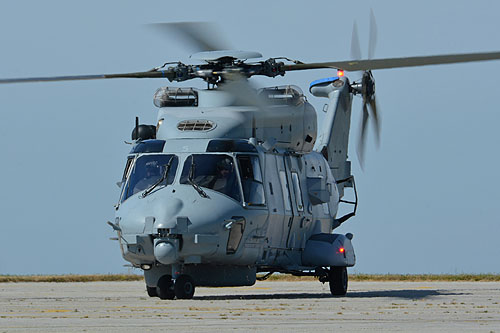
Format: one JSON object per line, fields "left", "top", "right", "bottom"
{"left": 1, "top": 0, "right": 499, "bottom": 274}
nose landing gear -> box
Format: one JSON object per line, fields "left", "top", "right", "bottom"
{"left": 174, "top": 274, "right": 196, "bottom": 299}
{"left": 156, "top": 275, "right": 175, "bottom": 300}
{"left": 150, "top": 274, "right": 196, "bottom": 300}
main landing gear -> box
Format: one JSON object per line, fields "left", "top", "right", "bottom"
{"left": 148, "top": 274, "right": 196, "bottom": 300}
{"left": 318, "top": 266, "right": 348, "bottom": 296}
{"left": 329, "top": 266, "right": 348, "bottom": 296}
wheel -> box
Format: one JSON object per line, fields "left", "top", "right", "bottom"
{"left": 329, "top": 266, "right": 348, "bottom": 296}
{"left": 174, "top": 275, "right": 195, "bottom": 299}
{"left": 146, "top": 285, "right": 157, "bottom": 297}
{"left": 156, "top": 275, "right": 175, "bottom": 300}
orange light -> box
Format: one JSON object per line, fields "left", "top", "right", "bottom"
{"left": 339, "top": 247, "right": 345, "bottom": 253}
{"left": 337, "top": 70, "right": 344, "bottom": 77}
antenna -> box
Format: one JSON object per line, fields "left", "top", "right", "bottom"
{"left": 134, "top": 116, "right": 139, "bottom": 140}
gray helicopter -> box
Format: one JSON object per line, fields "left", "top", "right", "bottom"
{"left": 3, "top": 21, "right": 500, "bottom": 300}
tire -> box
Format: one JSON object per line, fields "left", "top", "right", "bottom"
{"left": 174, "top": 275, "right": 195, "bottom": 299}
{"left": 156, "top": 275, "right": 175, "bottom": 300}
{"left": 146, "top": 286, "right": 157, "bottom": 297}
{"left": 329, "top": 266, "right": 348, "bottom": 296}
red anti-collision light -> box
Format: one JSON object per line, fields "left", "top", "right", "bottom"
{"left": 337, "top": 70, "right": 345, "bottom": 77}
{"left": 339, "top": 247, "right": 345, "bottom": 253}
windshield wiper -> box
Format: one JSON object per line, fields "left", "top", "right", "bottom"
{"left": 142, "top": 156, "right": 174, "bottom": 198}
{"left": 188, "top": 158, "right": 209, "bottom": 198}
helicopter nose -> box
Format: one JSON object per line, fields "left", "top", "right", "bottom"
{"left": 117, "top": 196, "right": 184, "bottom": 235}
{"left": 154, "top": 241, "right": 177, "bottom": 265}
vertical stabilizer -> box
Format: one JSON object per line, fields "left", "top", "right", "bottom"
{"left": 311, "top": 76, "right": 353, "bottom": 198}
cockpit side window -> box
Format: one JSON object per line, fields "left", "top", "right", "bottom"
{"left": 118, "top": 156, "right": 135, "bottom": 202}
{"left": 121, "top": 157, "right": 135, "bottom": 183}
{"left": 180, "top": 154, "right": 241, "bottom": 202}
{"left": 121, "top": 154, "right": 178, "bottom": 202}
{"left": 237, "top": 155, "right": 266, "bottom": 206}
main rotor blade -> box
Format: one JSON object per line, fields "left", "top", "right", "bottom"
{"left": 0, "top": 70, "right": 175, "bottom": 84}
{"left": 220, "top": 73, "right": 270, "bottom": 110}
{"left": 350, "top": 22, "right": 362, "bottom": 61}
{"left": 284, "top": 51, "right": 500, "bottom": 72}
{"left": 149, "top": 22, "right": 229, "bottom": 52}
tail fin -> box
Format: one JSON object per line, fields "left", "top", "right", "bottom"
{"left": 311, "top": 76, "right": 353, "bottom": 198}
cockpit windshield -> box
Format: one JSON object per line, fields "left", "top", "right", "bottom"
{"left": 122, "top": 154, "right": 178, "bottom": 202}
{"left": 180, "top": 154, "right": 241, "bottom": 202}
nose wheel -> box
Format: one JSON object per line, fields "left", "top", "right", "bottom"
{"left": 329, "top": 266, "right": 348, "bottom": 296}
{"left": 156, "top": 275, "right": 175, "bottom": 300}
{"left": 174, "top": 274, "right": 196, "bottom": 299}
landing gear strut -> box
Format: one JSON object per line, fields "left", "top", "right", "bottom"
{"left": 329, "top": 266, "right": 348, "bottom": 296}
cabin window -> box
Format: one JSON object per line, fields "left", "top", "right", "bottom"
{"left": 129, "top": 140, "right": 166, "bottom": 154}
{"left": 291, "top": 172, "right": 304, "bottom": 212}
{"left": 180, "top": 154, "right": 241, "bottom": 202}
{"left": 279, "top": 171, "right": 292, "bottom": 211}
{"left": 206, "top": 139, "right": 257, "bottom": 152}
{"left": 237, "top": 155, "right": 265, "bottom": 206}
{"left": 122, "top": 154, "right": 179, "bottom": 202}
{"left": 322, "top": 202, "right": 330, "bottom": 215}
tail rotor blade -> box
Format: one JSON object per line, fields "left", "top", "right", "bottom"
{"left": 368, "top": 96, "right": 381, "bottom": 146}
{"left": 357, "top": 102, "right": 370, "bottom": 168}
{"left": 368, "top": 8, "right": 378, "bottom": 60}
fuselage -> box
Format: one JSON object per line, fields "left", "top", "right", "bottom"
{"left": 113, "top": 83, "right": 356, "bottom": 289}
{"left": 115, "top": 138, "right": 340, "bottom": 269}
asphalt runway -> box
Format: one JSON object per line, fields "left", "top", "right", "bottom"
{"left": 1, "top": 280, "right": 499, "bottom": 332}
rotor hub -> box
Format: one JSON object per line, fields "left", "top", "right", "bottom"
{"left": 361, "top": 71, "right": 375, "bottom": 102}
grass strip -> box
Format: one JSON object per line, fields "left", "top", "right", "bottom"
{"left": 0, "top": 274, "right": 143, "bottom": 283}
{"left": 350, "top": 274, "right": 500, "bottom": 282}
{"left": 263, "top": 273, "right": 500, "bottom": 282}
{"left": 1, "top": 273, "right": 500, "bottom": 283}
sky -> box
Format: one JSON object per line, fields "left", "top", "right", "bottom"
{"left": 0, "top": 0, "right": 499, "bottom": 275}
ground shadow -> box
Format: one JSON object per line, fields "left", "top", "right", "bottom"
{"left": 347, "top": 289, "right": 469, "bottom": 299}
{"left": 195, "top": 289, "right": 468, "bottom": 301}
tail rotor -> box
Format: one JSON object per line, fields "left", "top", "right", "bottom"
{"left": 350, "top": 9, "right": 381, "bottom": 168}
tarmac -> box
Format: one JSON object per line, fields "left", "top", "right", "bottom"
{"left": 1, "top": 280, "right": 500, "bottom": 332}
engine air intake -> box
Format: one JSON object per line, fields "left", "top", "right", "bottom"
{"left": 258, "top": 85, "right": 305, "bottom": 106}
{"left": 177, "top": 119, "right": 215, "bottom": 132}
{"left": 154, "top": 87, "right": 198, "bottom": 107}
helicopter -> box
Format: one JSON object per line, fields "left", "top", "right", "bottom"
{"left": 3, "top": 20, "right": 500, "bottom": 300}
